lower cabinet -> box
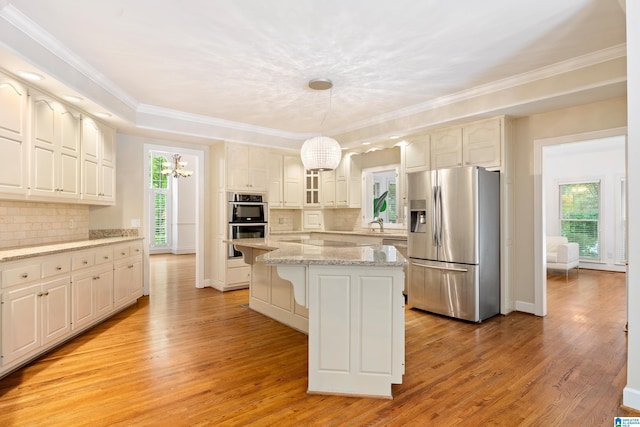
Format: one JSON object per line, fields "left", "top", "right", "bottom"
{"left": 0, "top": 238, "right": 144, "bottom": 376}
{"left": 2, "top": 276, "right": 71, "bottom": 365}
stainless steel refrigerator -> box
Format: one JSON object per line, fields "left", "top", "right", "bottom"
{"left": 407, "top": 166, "right": 499, "bottom": 322}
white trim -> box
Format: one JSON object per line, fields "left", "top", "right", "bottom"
{"left": 623, "top": 387, "right": 640, "bottom": 412}
{"left": 515, "top": 300, "right": 536, "bottom": 315}
{"left": 533, "top": 127, "right": 627, "bottom": 317}
{"left": 144, "top": 143, "right": 206, "bottom": 290}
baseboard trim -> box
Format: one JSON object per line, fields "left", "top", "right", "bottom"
{"left": 623, "top": 386, "right": 640, "bottom": 412}
{"left": 515, "top": 300, "right": 536, "bottom": 314}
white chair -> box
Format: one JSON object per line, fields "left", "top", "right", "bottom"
{"left": 546, "top": 236, "right": 580, "bottom": 277}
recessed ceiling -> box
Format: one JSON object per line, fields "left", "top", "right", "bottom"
{"left": 0, "top": 0, "right": 627, "bottom": 149}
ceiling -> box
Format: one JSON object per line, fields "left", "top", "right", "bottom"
{"left": 0, "top": 0, "right": 628, "bottom": 150}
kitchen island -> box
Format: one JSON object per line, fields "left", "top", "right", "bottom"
{"left": 229, "top": 237, "right": 407, "bottom": 399}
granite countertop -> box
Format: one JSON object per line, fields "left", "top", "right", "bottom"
{"left": 0, "top": 236, "right": 144, "bottom": 262}
{"left": 270, "top": 230, "right": 407, "bottom": 239}
{"left": 229, "top": 237, "right": 407, "bottom": 267}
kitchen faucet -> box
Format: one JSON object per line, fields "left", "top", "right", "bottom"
{"left": 369, "top": 218, "right": 384, "bottom": 232}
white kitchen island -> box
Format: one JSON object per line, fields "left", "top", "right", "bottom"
{"left": 229, "top": 237, "right": 407, "bottom": 399}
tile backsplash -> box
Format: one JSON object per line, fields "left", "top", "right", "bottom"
{"left": 0, "top": 200, "right": 89, "bottom": 249}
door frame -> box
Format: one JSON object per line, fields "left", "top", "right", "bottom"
{"left": 533, "top": 126, "right": 627, "bottom": 316}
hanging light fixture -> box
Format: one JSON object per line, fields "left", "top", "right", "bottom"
{"left": 300, "top": 78, "right": 341, "bottom": 171}
{"left": 161, "top": 154, "right": 193, "bottom": 178}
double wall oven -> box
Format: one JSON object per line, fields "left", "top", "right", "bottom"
{"left": 228, "top": 193, "right": 267, "bottom": 258}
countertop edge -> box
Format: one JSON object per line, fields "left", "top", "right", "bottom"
{"left": 0, "top": 237, "right": 145, "bottom": 262}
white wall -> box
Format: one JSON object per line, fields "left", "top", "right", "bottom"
{"left": 172, "top": 153, "right": 197, "bottom": 254}
{"left": 544, "top": 136, "right": 625, "bottom": 270}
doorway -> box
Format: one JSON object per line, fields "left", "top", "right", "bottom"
{"left": 533, "top": 128, "right": 627, "bottom": 315}
{"left": 144, "top": 144, "right": 205, "bottom": 290}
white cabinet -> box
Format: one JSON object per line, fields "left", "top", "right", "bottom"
{"left": 335, "top": 154, "right": 361, "bottom": 208}
{"left": 29, "top": 90, "right": 81, "bottom": 201}
{"left": 81, "top": 117, "right": 115, "bottom": 204}
{"left": 71, "top": 247, "right": 115, "bottom": 330}
{"left": 113, "top": 242, "right": 143, "bottom": 309}
{"left": 304, "top": 170, "right": 321, "bottom": 206}
{"left": 1, "top": 253, "right": 72, "bottom": 366}
{"left": 283, "top": 155, "right": 303, "bottom": 208}
{"left": 0, "top": 72, "right": 28, "bottom": 197}
{"left": 268, "top": 154, "right": 303, "bottom": 208}
{"left": 403, "top": 134, "right": 431, "bottom": 172}
{"left": 2, "top": 277, "right": 71, "bottom": 365}
{"left": 303, "top": 210, "right": 323, "bottom": 230}
{"left": 430, "top": 118, "right": 502, "bottom": 170}
{"left": 321, "top": 170, "right": 335, "bottom": 207}
{"left": 462, "top": 119, "right": 502, "bottom": 168}
{"left": 430, "top": 127, "right": 463, "bottom": 169}
{"left": 226, "top": 144, "right": 268, "bottom": 192}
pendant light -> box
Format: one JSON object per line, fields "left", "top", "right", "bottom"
{"left": 300, "top": 78, "right": 341, "bottom": 171}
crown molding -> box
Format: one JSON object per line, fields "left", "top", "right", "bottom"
{"left": 0, "top": 3, "right": 138, "bottom": 110}
{"left": 330, "top": 44, "right": 627, "bottom": 136}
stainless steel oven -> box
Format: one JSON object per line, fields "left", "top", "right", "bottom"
{"left": 228, "top": 223, "right": 267, "bottom": 258}
{"left": 228, "top": 193, "right": 267, "bottom": 224}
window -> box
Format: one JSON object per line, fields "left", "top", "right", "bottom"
{"left": 559, "top": 181, "right": 600, "bottom": 260}
{"left": 617, "top": 177, "right": 627, "bottom": 264}
{"left": 149, "top": 153, "right": 172, "bottom": 249}
{"left": 362, "top": 165, "right": 399, "bottom": 226}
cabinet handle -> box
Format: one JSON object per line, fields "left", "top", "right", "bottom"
{"left": 104, "top": 256, "right": 109, "bottom": 260}
{"left": 56, "top": 266, "right": 62, "bottom": 270}
{"left": 128, "top": 265, "right": 134, "bottom": 269}
{"left": 21, "top": 273, "right": 29, "bottom": 279}
{"left": 83, "top": 260, "right": 88, "bottom": 265}
{"left": 121, "top": 252, "right": 126, "bottom": 256}
{"left": 37, "top": 292, "right": 43, "bottom": 297}
{"left": 43, "top": 291, "right": 49, "bottom": 296}
{"left": 93, "top": 275, "right": 100, "bottom": 280}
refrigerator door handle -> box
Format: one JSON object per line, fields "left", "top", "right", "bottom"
{"left": 411, "top": 262, "right": 468, "bottom": 273}
{"left": 436, "top": 185, "right": 443, "bottom": 247}
{"left": 432, "top": 185, "right": 439, "bottom": 247}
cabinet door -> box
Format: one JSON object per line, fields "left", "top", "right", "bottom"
{"left": 267, "top": 153, "right": 283, "bottom": 207}
{"left": 431, "top": 128, "right": 462, "bottom": 169}
{"left": 58, "top": 109, "right": 81, "bottom": 199}
{"left": 41, "top": 277, "right": 71, "bottom": 346}
{"left": 72, "top": 271, "right": 96, "bottom": 330}
{"left": 31, "top": 95, "right": 57, "bottom": 196}
{"left": 2, "top": 283, "right": 40, "bottom": 364}
{"left": 0, "top": 73, "right": 28, "bottom": 196}
{"left": 462, "top": 119, "right": 501, "bottom": 168}
{"left": 94, "top": 267, "right": 114, "bottom": 318}
{"left": 129, "top": 257, "right": 143, "bottom": 299}
{"left": 248, "top": 146, "right": 269, "bottom": 191}
{"left": 403, "top": 134, "right": 430, "bottom": 171}
{"left": 81, "top": 118, "right": 101, "bottom": 201}
{"left": 321, "top": 170, "right": 335, "bottom": 207}
{"left": 305, "top": 170, "right": 320, "bottom": 206}
{"left": 226, "top": 144, "right": 249, "bottom": 190}
{"left": 283, "top": 155, "right": 302, "bottom": 208}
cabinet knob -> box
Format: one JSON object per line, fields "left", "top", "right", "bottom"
{"left": 121, "top": 252, "right": 126, "bottom": 255}
{"left": 21, "top": 273, "right": 29, "bottom": 279}
{"left": 128, "top": 265, "right": 134, "bottom": 269}
{"left": 83, "top": 260, "right": 88, "bottom": 265}
{"left": 43, "top": 291, "right": 49, "bottom": 296}
{"left": 93, "top": 276, "right": 100, "bottom": 280}
{"left": 56, "top": 266, "right": 62, "bottom": 271}
{"left": 37, "top": 291, "right": 43, "bottom": 297}
{"left": 104, "top": 256, "right": 109, "bottom": 260}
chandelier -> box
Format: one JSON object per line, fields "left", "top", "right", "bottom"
{"left": 161, "top": 154, "right": 193, "bottom": 178}
{"left": 300, "top": 78, "right": 341, "bottom": 171}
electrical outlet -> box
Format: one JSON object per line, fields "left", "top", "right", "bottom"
{"left": 131, "top": 218, "right": 141, "bottom": 228}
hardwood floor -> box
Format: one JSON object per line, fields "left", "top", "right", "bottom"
{"left": 0, "top": 255, "right": 636, "bottom": 426}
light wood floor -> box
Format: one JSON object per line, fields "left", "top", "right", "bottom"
{"left": 0, "top": 255, "right": 636, "bottom": 426}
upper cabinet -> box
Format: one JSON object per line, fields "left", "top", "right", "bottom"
{"left": 29, "top": 89, "right": 81, "bottom": 201}
{"left": 0, "top": 72, "right": 28, "bottom": 197}
{"left": 268, "top": 153, "right": 303, "bottom": 208}
{"left": 335, "top": 154, "right": 361, "bottom": 208}
{"left": 81, "top": 117, "right": 115, "bottom": 205}
{"left": 226, "top": 144, "right": 268, "bottom": 192}
{"left": 430, "top": 127, "right": 463, "bottom": 169}
{"left": 462, "top": 119, "right": 501, "bottom": 169}
{"left": 304, "top": 169, "right": 321, "bottom": 206}
{"left": 403, "top": 134, "right": 431, "bottom": 172}
{"left": 0, "top": 71, "right": 117, "bottom": 205}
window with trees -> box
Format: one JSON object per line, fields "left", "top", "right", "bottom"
{"left": 560, "top": 181, "right": 600, "bottom": 260}
{"left": 362, "top": 166, "right": 399, "bottom": 226}
{"left": 150, "top": 153, "right": 172, "bottom": 249}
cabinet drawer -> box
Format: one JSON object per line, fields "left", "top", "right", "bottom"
{"left": 72, "top": 251, "right": 95, "bottom": 270}
{"left": 95, "top": 247, "right": 113, "bottom": 264}
{"left": 2, "top": 263, "right": 41, "bottom": 288}
{"left": 227, "top": 266, "right": 251, "bottom": 285}
{"left": 129, "top": 242, "right": 143, "bottom": 257}
{"left": 42, "top": 255, "right": 71, "bottom": 278}
{"left": 113, "top": 245, "right": 130, "bottom": 260}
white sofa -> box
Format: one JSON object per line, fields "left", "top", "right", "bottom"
{"left": 546, "top": 236, "right": 580, "bottom": 276}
